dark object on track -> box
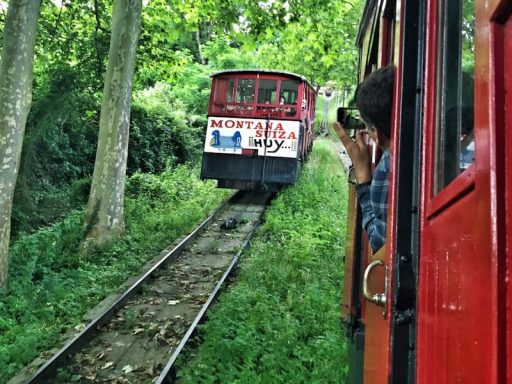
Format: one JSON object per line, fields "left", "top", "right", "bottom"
{"left": 220, "top": 216, "right": 237, "bottom": 230}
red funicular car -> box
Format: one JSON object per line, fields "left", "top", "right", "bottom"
{"left": 200, "top": 69, "right": 316, "bottom": 191}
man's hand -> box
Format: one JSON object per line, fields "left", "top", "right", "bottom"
{"left": 333, "top": 122, "right": 372, "bottom": 184}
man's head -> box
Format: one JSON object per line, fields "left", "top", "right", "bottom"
{"left": 355, "top": 66, "right": 394, "bottom": 139}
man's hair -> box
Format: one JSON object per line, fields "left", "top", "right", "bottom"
{"left": 355, "top": 66, "right": 394, "bottom": 137}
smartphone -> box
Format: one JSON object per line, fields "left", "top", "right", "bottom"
{"left": 337, "top": 107, "right": 365, "bottom": 130}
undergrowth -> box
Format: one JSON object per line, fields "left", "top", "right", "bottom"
{"left": 0, "top": 164, "right": 230, "bottom": 383}
{"left": 176, "top": 139, "right": 349, "bottom": 383}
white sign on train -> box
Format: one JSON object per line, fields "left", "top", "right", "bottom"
{"left": 203, "top": 117, "right": 300, "bottom": 158}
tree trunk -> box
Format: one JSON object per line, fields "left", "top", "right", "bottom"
{"left": 0, "top": 0, "right": 41, "bottom": 289}
{"left": 196, "top": 29, "right": 205, "bottom": 65}
{"left": 83, "top": 0, "right": 142, "bottom": 250}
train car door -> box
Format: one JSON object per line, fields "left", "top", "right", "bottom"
{"left": 360, "top": 1, "right": 424, "bottom": 384}
{"left": 417, "top": 0, "right": 510, "bottom": 383}
{"left": 343, "top": 2, "right": 387, "bottom": 384}
{"left": 503, "top": 5, "right": 512, "bottom": 383}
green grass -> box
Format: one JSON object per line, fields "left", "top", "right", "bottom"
{"left": 0, "top": 164, "right": 230, "bottom": 383}
{"left": 176, "top": 139, "right": 349, "bottom": 384}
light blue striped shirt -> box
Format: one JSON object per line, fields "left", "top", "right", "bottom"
{"left": 355, "top": 149, "right": 390, "bottom": 252}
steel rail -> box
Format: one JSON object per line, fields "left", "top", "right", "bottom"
{"left": 26, "top": 191, "right": 242, "bottom": 384}
{"left": 155, "top": 221, "right": 263, "bottom": 384}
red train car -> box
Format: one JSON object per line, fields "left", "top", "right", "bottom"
{"left": 200, "top": 69, "right": 316, "bottom": 191}
{"left": 342, "top": 1, "right": 512, "bottom": 383}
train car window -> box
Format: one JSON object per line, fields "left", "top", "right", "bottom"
{"left": 434, "top": 0, "right": 475, "bottom": 193}
{"left": 211, "top": 78, "right": 234, "bottom": 114}
{"left": 236, "top": 79, "right": 256, "bottom": 103}
{"left": 280, "top": 80, "right": 299, "bottom": 117}
{"left": 280, "top": 80, "right": 299, "bottom": 104}
{"left": 257, "top": 79, "right": 277, "bottom": 104}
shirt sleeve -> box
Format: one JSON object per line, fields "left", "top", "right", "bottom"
{"left": 355, "top": 182, "right": 386, "bottom": 252}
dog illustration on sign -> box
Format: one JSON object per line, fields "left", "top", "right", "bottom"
{"left": 210, "top": 130, "right": 242, "bottom": 150}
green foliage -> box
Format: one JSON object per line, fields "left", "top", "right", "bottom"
{"left": 170, "top": 63, "right": 212, "bottom": 115}
{"left": 34, "top": 1, "right": 113, "bottom": 93}
{"left": 251, "top": 0, "right": 364, "bottom": 86}
{"left": 177, "top": 140, "right": 349, "bottom": 383}
{"left": 13, "top": 77, "right": 211, "bottom": 236}
{"left": 128, "top": 79, "right": 212, "bottom": 173}
{"left": 128, "top": 107, "right": 200, "bottom": 174}
{"left": 21, "top": 76, "right": 99, "bottom": 186}
{"left": 202, "top": 39, "right": 258, "bottom": 69}
{"left": 0, "top": 164, "right": 230, "bottom": 383}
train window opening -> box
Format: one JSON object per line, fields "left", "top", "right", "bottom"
{"left": 280, "top": 80, "right": 299, "bottom": 117}
{"left": 257, "top": 79, "right": 277, "bottom": 104}
{"left": 280, "top": 80, "right": 299, "bottom": 104}
{"left": 211, "top": 78, "right": 235, "bottom": 114}
{"left": 207, "top": 73, "right": 310, "bottom": 119}
{"left": 434, "top": 0, "right": 475, "bottom": 194}
{"left": 213, "top": 78, "right": 227, "bottom": 103}
{"left": 364, "top": 18, "right": 380, "bottom": 78}
{"left": 236, "top": 79, "right": 256, "bottom": 104}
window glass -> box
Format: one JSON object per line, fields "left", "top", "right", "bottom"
{"left": 236, "top": 79, "right": 256, "bottom": 103}
{"left": 434, "top": 0, "right": 475, "bottom": 193}
{"left": 279, "top": 80, "right": 299, "bottom": 104}
{"left": 257, "top": 79, "right": 277, "bottom": 104}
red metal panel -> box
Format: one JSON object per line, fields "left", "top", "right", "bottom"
{"left": 416, "top": 1, "right": 511, "bottom": 383}
{"left": 495, "top": 5, "right": 512, "bottom": 384}
{"left": 342, "top": 186, "right": 359, "bottom": 320}
{"left": 419, "top": 194, "right": 494, "bottom": 383}
{"left": 507, "top": 18, "right": 512, "bottom": 384}
{"left": 362, "top": 248, "right": 389, "bottom": 384}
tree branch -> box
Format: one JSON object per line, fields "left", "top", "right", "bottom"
{"left": 195, "top": 28, "right": 205, "bottom": 64}
{"left": 48, "top": 0, "right": 64, "bottom": 46}
{"left": 93, "top": 0, "right": 103, "bottom": 78}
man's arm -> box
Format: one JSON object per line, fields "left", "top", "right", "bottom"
{"left": 332, "top": 122, "right": 372, "bottom": 183}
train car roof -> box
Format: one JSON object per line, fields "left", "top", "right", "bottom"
{"left": 211, "top": 69, "right": 316, "bottom": 91}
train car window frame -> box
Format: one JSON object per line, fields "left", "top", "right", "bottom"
{"left": 235, "top": 78, "right": 256, "bottom": 104}
{"left": 381, "top": 0, "right": 396, "bottom": 66}
{"left": 226, "top": 78, "right": 235, "bottom": 102}
{"left": 427, "top": 0, "right": 475, "bottom": 215}
{"left": 208, "top": 73, "right": 305, "bottom": 120}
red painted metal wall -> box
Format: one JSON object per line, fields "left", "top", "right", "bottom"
{"left": 416, "top": 1, "right": 511, "bottom": 383}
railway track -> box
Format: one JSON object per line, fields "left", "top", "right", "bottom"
{"left": 23, "top": 191, "right": 273, "bottom": 384}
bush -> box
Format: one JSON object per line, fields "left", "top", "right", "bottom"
{"left": 12, "top": 74, "right": 211, "bottom": 236}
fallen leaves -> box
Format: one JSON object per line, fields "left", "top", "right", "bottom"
{"left": 121, "top": 365, "right": 134, "bottom": 374}
{"left": 101, "top": 361, "right": 114, "bottom": 370}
